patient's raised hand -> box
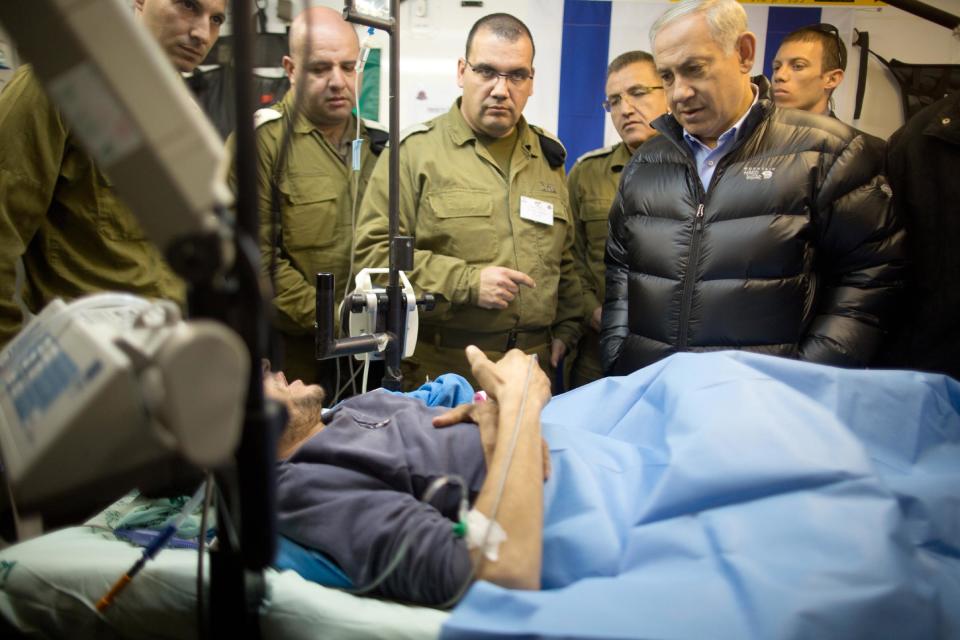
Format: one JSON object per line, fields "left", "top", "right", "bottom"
{"left": 465, "top": 346, "right": 552, "bottom": 407}
{"left": 433, "top": 396, "right": 551, "bottom": 481}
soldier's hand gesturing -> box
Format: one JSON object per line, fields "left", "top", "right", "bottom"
{"left": 478, "top": 266, "right": 536, "bottom": 309}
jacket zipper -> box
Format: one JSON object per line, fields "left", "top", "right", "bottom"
{"left": 678, "top": 202, "right": 705, "bottom": 348}
{"left": 659, "top": 121, "right": 749, "bottom": 351}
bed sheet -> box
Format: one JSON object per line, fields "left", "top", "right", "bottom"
{"left": 443, "top": 351, "right": 960, "bottom": 640}
{"left": 0, "top": 525, "right": 447, "bottom": 639}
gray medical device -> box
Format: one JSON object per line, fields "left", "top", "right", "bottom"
{"left": 0, "top": 295, "right": 248, "bottom": 521}
{"left": 0, "top": 0, "right": 243, "bottom": 523}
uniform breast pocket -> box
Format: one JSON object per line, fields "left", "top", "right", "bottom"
{"left": 426, "top": 189, "right": 498, "bottom": 264}
{"left": 582, "top": 200, "right": 611, "bottom": 242}
{"left": 280, "top": 175, "right": 343, "bottom": 250}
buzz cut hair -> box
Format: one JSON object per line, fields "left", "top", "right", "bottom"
{"left": 649, "top": 0, "right": 748, "bottom": 54}
{"left": 607, "top": 50, "right": 656, "bottom": 78}
{"left": 465, "top": 13, "right": 536, "bottom": 63}
{"left": 781, "top": 25, "right": 847, "bottom": 72}
{"left": 288, "top": 5, "right": 359, "bottom": 58}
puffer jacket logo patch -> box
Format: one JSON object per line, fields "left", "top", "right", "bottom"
{"left": 743, "top": 166, "right": 775, "bottom": 180}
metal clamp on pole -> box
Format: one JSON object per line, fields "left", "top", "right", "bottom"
{"left": 315, "top": 273, "right": 389, "bottom": 359}
{"left": 382, "top": 235, "right": 415, "bottom": 390}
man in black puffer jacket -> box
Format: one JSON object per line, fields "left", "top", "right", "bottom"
{"left": 874, "top": 92, "right": 960, "bottom": 380}
{"left": 601, "top": 0, "right": 904, "bottom": 375}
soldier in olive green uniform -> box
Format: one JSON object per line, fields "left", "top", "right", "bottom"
{"left": 241, "top": 7, "right": 386, "bottom": 389}
{"left": 246, "top": 89, "right": 386, "bottom": 388}
{"left": 354, "top": 14, "right": 583, "bottom": 391}
{"left": 0, "top": 0, "right": 226, "bottom": 349}
{"left": 568, "top": 51, "right": 668, "bottom": 387}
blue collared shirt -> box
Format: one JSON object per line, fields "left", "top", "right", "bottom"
{"left": 682, "top": 85, "right": 759, "bottom": 190}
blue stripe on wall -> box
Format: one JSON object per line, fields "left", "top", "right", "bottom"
{"left": 763, "top": 7, "right": 822, "bottom": 80}
{"left": 557, "top": 0, "right": 612, "bottom": 173}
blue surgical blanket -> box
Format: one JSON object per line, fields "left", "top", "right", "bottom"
{"left": 442, "top": 351, "right": 960, "bottom": 640}
{"left": 385, "top": 373, "right": 476, "bottom": 408}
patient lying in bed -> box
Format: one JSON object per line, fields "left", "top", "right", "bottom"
{"left": 267, "top": 346, "right": 551, "bottom": 607}
{"left": 266, "top": 348, "right": 960, "bottom": 640}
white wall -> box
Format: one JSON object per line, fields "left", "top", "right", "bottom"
{"left": 378, "top": 0, "right": 566, "bottom": 131}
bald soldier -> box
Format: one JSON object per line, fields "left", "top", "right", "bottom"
{"left": 237, "top": 6, "right": 387, "bottom": 390}
{"left": 567, "top": 51, "right": 668, "bottom": 387}
{"left": 0, "top": 0, "right": 227, "bottom": 348}
{"left": 353, "top": 13, "right": 583, "bottom": 391}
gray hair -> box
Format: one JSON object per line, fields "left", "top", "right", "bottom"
{"left": 649, "top": 0, "right": 748, "bottom": 53}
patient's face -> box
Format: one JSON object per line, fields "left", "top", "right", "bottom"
{"left": 264, "top": 370, "right": 326, "bottom": 428}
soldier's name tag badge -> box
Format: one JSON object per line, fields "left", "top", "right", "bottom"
{"left": 520, "top": 196, "right": 554, "bottom": 226}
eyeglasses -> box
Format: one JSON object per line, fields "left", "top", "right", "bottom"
{"left": 808, "top": 23, "right": 846, "bottom": 71}
{"left": 464, "top": 60, "right": 534, "bottom": 86}
{"left": 602, "top": 84, "right": 664, "bottom": 112}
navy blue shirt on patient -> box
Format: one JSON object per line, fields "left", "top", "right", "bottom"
{"left": 276, "top": 389, "right": 487, "bottom": 606}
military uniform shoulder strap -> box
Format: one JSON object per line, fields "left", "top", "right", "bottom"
{"left": 363, "top": 119, "right": 390, "bottom": 156}
{"left": 398, "top": 121, "right": 433, "bottom": 144}
{"left": 529, "top": 125, "right": 567, "bottom": 169}
{"left": 574, "top": 143, "right": 619, "bottom": 166}
{"left": 254, "top": 107, "right": 283, "bottom": 129}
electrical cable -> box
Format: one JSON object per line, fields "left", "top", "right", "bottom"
{"left": 361, "top": 354, "right": 371, "bottom": 395}
{"left": 335, "top": 26, "right": 377, "bottom": 402}
{"left": 344, "top": 473, "right": 468, "bottom": 597}
{"left": 345, "top": 25, "right": 376, "bottom": 304}
{"left": 333, "top": 356, "right": 342, "bottom": 404}
{"left": 335, "top": 358, "right": 365, "bottom": 399}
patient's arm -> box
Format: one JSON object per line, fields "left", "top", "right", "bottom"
{"left": 464, "top": 346, "right": 550, "bottom": 591}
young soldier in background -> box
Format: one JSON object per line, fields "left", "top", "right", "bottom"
{"left": 772, "top": 23, "right": 846, "bottom": 117}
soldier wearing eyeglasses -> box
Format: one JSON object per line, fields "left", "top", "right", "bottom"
{"left": 567, "top": 51, "right": 668, "bottom": 388}
{"left": 354, "top": 13, "right": 583, "bottom": 391}
{"left": 772, "top": 23, "right": 846, "bottom": 117}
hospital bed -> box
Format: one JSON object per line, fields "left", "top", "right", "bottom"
{"left": 1, "top": 351, "right": 959, "bottom": 639}
{"left": 0, "top": 524, "right": 447, "bottom": 639}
